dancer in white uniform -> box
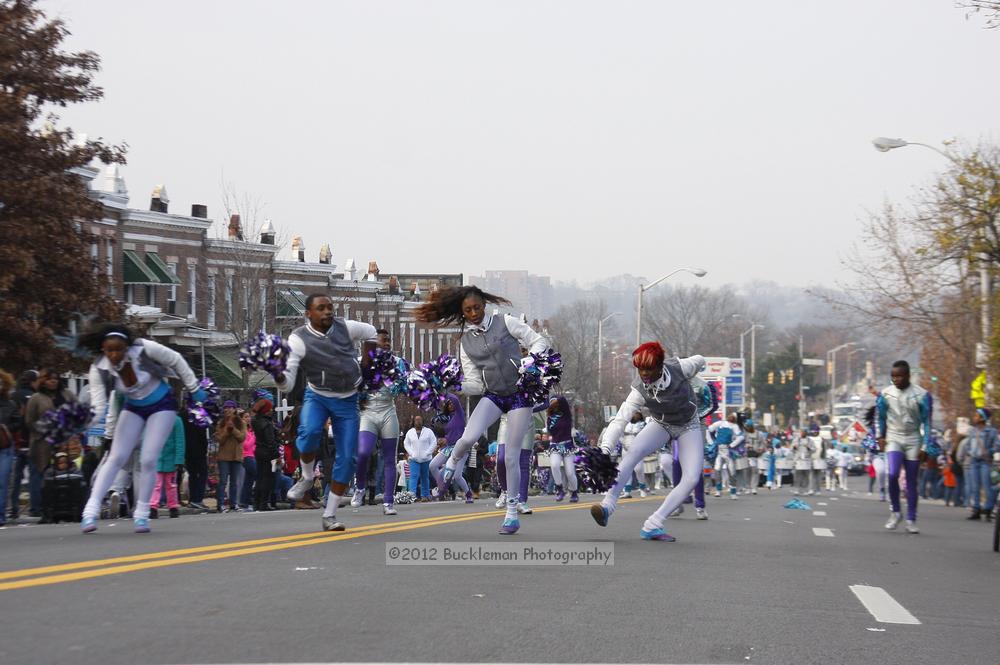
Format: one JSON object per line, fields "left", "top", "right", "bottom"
{"left": 80, "top": 324, "right": 205, "bottom": 534}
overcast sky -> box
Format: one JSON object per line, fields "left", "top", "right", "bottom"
{"left": 45, "top": 0, "right": 1000, "bottom": 288}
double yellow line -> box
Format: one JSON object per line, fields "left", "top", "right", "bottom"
{"left": 0, "top": 499, "right": 649, "bottom": 592}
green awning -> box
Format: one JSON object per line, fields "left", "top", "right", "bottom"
{"left": 277, "top": 289, "right": 306, "bottom": 318}
{"left": 144, "top": 252, "right": 181, "bottom": 284}
{"left": 123, "top": 249, "right": 162, "bottom": 285}
{"left": 204, "top": 348, "right": 276, "bottom": 390}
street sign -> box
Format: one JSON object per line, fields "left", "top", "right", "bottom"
{"left": 802, "top": 358, "right": 824, "bottom": 367}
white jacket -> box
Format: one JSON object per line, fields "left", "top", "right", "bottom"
{"left": 404, "top": 427, "right": 438, "bottom": 463}
{"left": 88, "top": 339, "right": 198, "bottom": 429}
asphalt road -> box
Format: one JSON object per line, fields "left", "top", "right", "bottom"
{"left": 1, "top": 477, "right": 998, "bottom": 665}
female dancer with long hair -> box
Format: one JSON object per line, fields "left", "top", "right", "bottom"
{"left": 592, "top": 342, "right": 706, "bottom": 542}
{"left": 415, "top": 286, "right": 548, "bottom": 534}
{"left": 80, "top": 323, "right": 206, "bottom": 533}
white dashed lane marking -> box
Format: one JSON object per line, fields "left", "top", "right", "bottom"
{"left": 812, "top": 527, "right": 835, "bottom": 537}
{"left": 813, "top": 511, "right": 827, "bottom": 516}
{"left": 849, "top": 585, "right": 921, "bottom": 624}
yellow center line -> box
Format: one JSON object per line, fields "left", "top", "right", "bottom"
{"left": 0, "top": 497, "right": 655, "bottom": 592}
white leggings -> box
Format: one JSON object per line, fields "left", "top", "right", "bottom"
{"left": 83, "top": 409, "right": 178, "bottom": 520}
{"left": 602, "top": 422, "right": 704, "bottom": 530}
{"left": 431, "top": 451, "right": 469, "bottom": 494}
{"left": 448, "top": 400, "right": 533, "bottom": 506}
{"left": 549, "top": 450, "right": 578, "bottom": 491}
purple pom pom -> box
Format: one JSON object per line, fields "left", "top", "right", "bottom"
{"left": 185, "top": 377, "right": 222, "bottom": 428}
{"left": 515, "top": 349, "right": 563, "bottom": 404}
{"left": 239, "top": 332, "right": 291, "bottom": 377}
{"left": 37, "top": 402, "right": 94, "bottom": 445}
{"left": 574, "top": 447, "right": 618, "bottom": 493}
{"left": 405, "top": 354, "right": 463, "bottom": 410}
{"left": 363, "top": 348, "right": 411, "bottom": 394}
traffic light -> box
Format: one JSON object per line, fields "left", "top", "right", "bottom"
{"left": 780, "top": 371, "right": 786, "bottom": 384}
{"left": 788, "top": 368, "right": 794, "bottom": 381}
{"left": 768, "top": 371, "right": 774, "bottom": 385}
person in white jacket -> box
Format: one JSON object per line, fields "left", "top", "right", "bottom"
{"left": 79, "top": 323, "right": 205, "bottom": 534}
{"left": 591, "top": 342, "right": 706, "bottom": 542}
{"left": 403, "top": 416, "right": 437, "bottom": 500}
{"left": 416, "top": 286, "right": 550, "bottom": 535}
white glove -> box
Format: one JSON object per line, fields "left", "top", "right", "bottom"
{"left": 600, "top": 444, "right": 612, "bottom": 456}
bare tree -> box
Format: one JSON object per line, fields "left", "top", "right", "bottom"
{"left": 211, "top": 181, "right": 288, "bottom": 390}
{"left": 959, "top": 1, "right": 1000, "bottom": 28}
{"left": 641, "top": 284, "right": 764, "bottom": 357}
{"left": 546, "top": 298, "right": 621, "bottom": 433}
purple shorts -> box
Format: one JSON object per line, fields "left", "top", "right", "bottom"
{"left": 484, "top": 392, "right": 533, "bottom": 414}
{"left": 124, "top": 392, "right": 178, "bottom": 420}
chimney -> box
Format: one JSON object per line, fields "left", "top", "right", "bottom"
{"left": 343, "top": 258, "right": 357, "bottom": 281}
{"left": 319, "top": 243, "right": 332, "bottom": 264}
{"left": 365, "top": 260, "right": 380, "bottom": 282}
{"left": 388, "top": 275, "right": 400, "bottom": 295}
{"left": 259, "top": 218, "right": 275, "bottom": 245}
{"left": 191, "top": 204, "right": 208, "bottom": 219}
{"left": 291, "top": 236, "right": 305, "bottom": 262}
{"left": 150, "top": 185, "right": 169, "bottom": 213}
{"left": 228, "top": 215, "right": 243, "bottom": 241}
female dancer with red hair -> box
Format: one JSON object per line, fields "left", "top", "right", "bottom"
{"left": 591, "top": 342, "right": 706, "bottom": 541}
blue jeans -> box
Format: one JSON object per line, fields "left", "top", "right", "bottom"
{"left": 966, "top": 460, "right": 996, "bottom": 511}
{"left": 217, "top": 460, "right": 243, "bottom": 510}
{"left": 240, "top": 456, "right": 257, "bottom": 507}
{"left": 273, "top": 472, "right": 292, "bottom": 504}
{"left": 408, "top": 459, "right": 431, "bottom": 497}
{"left": 0, "top": 447, "right": 13, "bottom": 523}
{"left": 296, "top": 388, "right": 360, "bottom": 487}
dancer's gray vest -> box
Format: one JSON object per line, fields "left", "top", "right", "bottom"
{"left": 631, "top": 358, "right": 697, "bottom": 426}
{"left": 462, "top": 316, "right": 521, "bottom": 395}
{"left": 293, "top": 319, "right": 361, "bottom": 393}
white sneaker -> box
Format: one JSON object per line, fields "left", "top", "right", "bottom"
{"left": 695, "top": 507, "right": 708, "bottom": 520}
{"left": 622, "top": 491, "right": 633, "bottom": 499}
{"left": 287, "top": 477, "right": 313, "bottom": 502}
{"left": 712, "top": 490, "right": 721, "bottom": 497}
{"left": 806, "top": 490, "right": 815, "bottom": 496}
{"left": 905, "top": 520, "right": 920, "bottom": 534}
{"left": 729, "top": 493, "right": 738, "bottom": 501}
{"left": 517, "top": 502, "right": 532, "bottom": 515}
{"left": 639, "top": 488, "right": 648, "bottom": 498}
{"left": 350, "top": 490, "right": 364, "bottom": 508}
{"left": 383, "top": 503, "right": 397, "bottom": 516}
{"left": 751, "top": 488, "right": 758, "bottom": 495}
{"left": 885, "top": 512, "right": 901, "bottom": 530}
{"left": 494, "top": 491, "right": 507, "bottom": 509}
{"left": 669, "top": 505, "right": 684, "bottom": 517}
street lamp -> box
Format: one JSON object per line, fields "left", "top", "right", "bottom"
{"left": 873, "top": 135, "right": 990, "bottom": 406}
{"left": 739, "top": 324, "right": 765, "bottom": 411}
{"left": 845, "top": 347, "right": 866, "bottom": 394}
{"left": 826, "top": 342, "right": 857, "bottom": 414}
{"left": 635, "top": 267, "right": 708, "bottom": 347}
{"left": 597, "top": 312, "right": 619, "bottom": 400}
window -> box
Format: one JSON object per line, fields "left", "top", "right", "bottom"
{"left": 225, "top": 276, "right": 233, "bottom": 326}
{"left": 207, "top": 277, "right": 217, "bottom": 329}
{"left": 105, "top": 238, "right": 114, "bottom": 295}
{"left": 91, "top": 241, "right": 99, "bottom": 275}
{"left": 187, "top": 265, "right": 196, "bottom": 319}
{"left": 125, "top": 284, "right": 135, "bottom": 304}
{"left": 259, "top": 284, "right": 267, "bottom": 333}
{"left": 165, "top": 262, "right": 177, "bottom": 313}
{"left": 146, "top": 285, "right": 156, "bottom": 307}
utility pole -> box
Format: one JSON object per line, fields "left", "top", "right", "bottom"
{"left": 799, "top": 335, "right": 806, "bottom": 428}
